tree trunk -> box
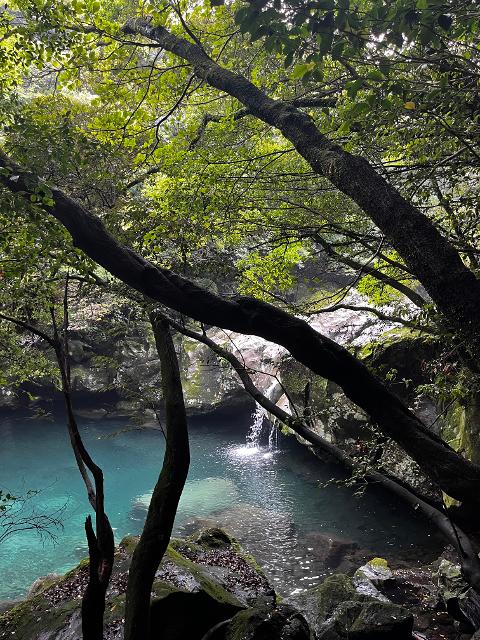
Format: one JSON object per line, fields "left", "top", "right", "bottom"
{"left": 82, "top": 514, "right": 114, "bottom": 640}
{"left": 123, "top": 18, "right": 480, "bottom": 363}
{"left": 124, "top": 314, "right": 190, "bottom": 640}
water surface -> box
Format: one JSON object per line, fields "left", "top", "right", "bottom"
{"left": 0, "top": 411, "right": 440, "bottom": 600}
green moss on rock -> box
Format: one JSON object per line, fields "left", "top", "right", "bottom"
{"left": 314, "top": 574, "right": 357, "bottom": 620}
{"left": 119, "top": 534, "right": 140, "bottom": 555}
{"left": 0, "top": 595, "right": 79, "bottom": 639}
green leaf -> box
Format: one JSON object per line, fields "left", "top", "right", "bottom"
{"left": 291, "top": 62, "right": 315, "bottom": 80}
{"left": 366, "top": 69, "right": 385, "bottom": 82}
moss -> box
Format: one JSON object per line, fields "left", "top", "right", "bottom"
{"left": 191, "top": 527, "right": 236, "bottom": 549}
{"left": 62, "top": 556, "right": 89, "bottom": 581}
{"left": 152, "top": 580, "right": 187, "bottom": 599}
{"left": 119, "top": 534, "right": 140, "bottom": 555}
{"left": 182, "top": 367, "right": 203, "bottom": 399}
{"left": 444, "top": 400, "right": 480, "bottom": 465}
{"left": 314, "top": 574, "right": 356, "bottom": 620}
{"left": 27, "top": 573, "right": 63, "bottom": 596}
{"left": 104, "top": 595, "right": 125, "bottom": 624}
{"left": 0, "top": 595, "right": 79, "bottom": 639}
{"left": 357, "top": 326, "right": 422, "bottom": 361}
{"left": 225, "top": 608, "right": 257, "bottom": 640}
{"left": 165, "top": 545, "right": 243, "bottom": 608}
{"left": 302, "top": 289, "right": 337, "bottom": 311}
{"left": 367, "top": 558, "right": 389, "bottom": 569}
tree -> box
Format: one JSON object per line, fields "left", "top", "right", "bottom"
{"left": 1, "top": 0, "right": 480, "bottom": 607}
{"left": 124, "top": 312, "right": 190, "bottom": 640}
{"left": 0, "top": 293, "right": 114, "bottom": 640}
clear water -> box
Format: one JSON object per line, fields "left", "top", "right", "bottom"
{"left": 0, "top": 411, "right": 440, "bottom": 601}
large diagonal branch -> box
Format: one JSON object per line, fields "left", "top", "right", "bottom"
{"left": 168, "top": 317, "right": 480, "bottom": 592}
{"left": 1, "top": 151, "right": 479, "bottom": 506}
{"left": 122, "top": 18, "right": 480, "bottom": 360}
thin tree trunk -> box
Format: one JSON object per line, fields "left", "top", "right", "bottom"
{"left": 124, "top": 313, "right": 190, "bottom": 640}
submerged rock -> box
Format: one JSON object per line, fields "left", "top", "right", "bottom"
{"left": 302, "top": 531, "right": 367, "bottom": 573}
{"left": 132, "top": 477, "right": 240, "bottom": 520}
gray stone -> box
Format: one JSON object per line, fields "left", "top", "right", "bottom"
{"left": 348, "top": 601, "right": 413, "bottom": 639}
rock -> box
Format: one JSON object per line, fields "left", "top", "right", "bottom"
{"left": 289, "top": 569, "right": 412, "bottom": 640}
{"left": 223, "top": 604, "right": 312, "bottom": 640}
{"left": 192, "top": 527, "right": 237, "bottom": 549}
{"left": 0, "top": 529, "right": 284, "bottom": 640}
{"left": 133, "top": 477, "right": 240, "bottom": 520}
{"left": 353, "top": 558, "right": 392, "bottom": 602}
{"left": 288, "top": 573, "right": 358, "bottom": 638}
{"left": 348, "top": 601, "right": 413, "bottom": 638}
{"left": 302, "top": 531, "right": 364, "bottom": 572}
{"left": 27, "top": 573, "right": 62, "bottom": 597}
{"left": 182, "top": 503, "right": 295, "bottom": 543}
{"left": 437, "top": 559, "right": 480, "bottom": 630}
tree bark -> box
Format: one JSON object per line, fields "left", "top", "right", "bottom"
{"left": 124, "top": 313, "right": 190, "bottom": 640}
{"left": 122, "top": 18, "right": 480, "bottom": 362}
{"left": 1, "top": 154, "right": 480, "bottom": 506}
{"left": 171, "top": 319, "right": 480, "bottom": 593}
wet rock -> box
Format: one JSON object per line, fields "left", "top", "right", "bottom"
{"left": 353, "top": 558, "right": 393, "bottom": 602}
{"left": 288, "top": 568, "right": 412, "bottom": 640}
{"left": 348, "top": 601, "right": 413, "bottom": 639}
{"left": 181, "top": 503, "right": 296, "bottom": 570}
{"left": 222, "top": 604, "right": 312, "bottom": 640}
{"left": 302, "top": 531, "right": 365, "bottom": 572}
{"left": 437, "top": 559, "right": 480, "bottom": 630}
{"left": 133, "top": 477, "right": 240, "bottom": 520}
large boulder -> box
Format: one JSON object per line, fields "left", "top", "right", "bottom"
{"left": 221, "top": 605, "right": 312, "bottom": 640}
{"left": 0, "top": 529, "right": 292, "bottom": 640}
{"left": 289, "top": 563, "right": 413, "bottom": 640}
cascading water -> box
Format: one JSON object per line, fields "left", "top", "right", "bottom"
{"left": 230, "top": 379, "right": 281, "bottom": 458}
{"left": 246, "top": 404, "right": 265, "bottom": 448}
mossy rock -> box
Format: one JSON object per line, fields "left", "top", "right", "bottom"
{"left": 349, "top": 601, "right": 413, "bottom": 639}
{"left": 119, "top": 534, "right": 140, "bottom": 555}
{"left": 27, "top": 573, "right": 63, "bottom": 597}
{"left": 191, "top": 527, "right": 236, "bottom": 549}
{"left": 224, "top": 604, "right": 311, "bottom": 640}
{"left": 1, "top": 531, "right": 276, "bottom": 640}
{"left": 358, "top": 329, "right": 438, "bottom": 393}
{"left": 315, "top": 574, "right": 357, "bottom": 620}
{"left": 162, "top": 545, "right": 245, "bottom": 609}
{"left": 0, "top": 595, "right": 80, "bottom": 639}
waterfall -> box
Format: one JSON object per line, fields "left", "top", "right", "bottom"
{"left": 245, "top": 379, "right": 280, "bottom": 451}
{"left": 246, "top": 404, "right": 265, "bottom": 448}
